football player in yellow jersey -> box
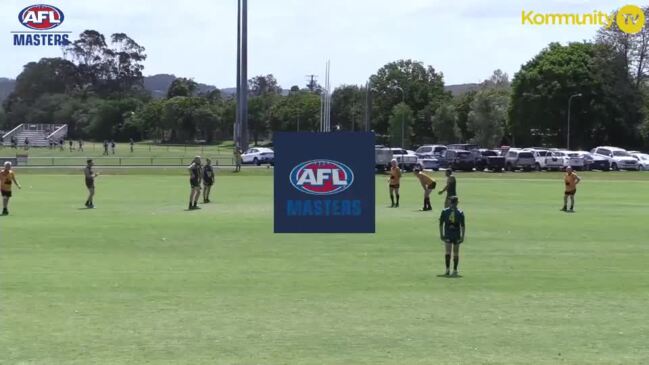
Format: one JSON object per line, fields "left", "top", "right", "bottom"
{"left": 561, "top": 166, "right": 581, "bottom": 212}
{"left": 414, "top": 168, "right": 436, "bottom": 211}
{"left": 388, "top": 159, "right": 402, "bottom": 207}
{"left": 1, "top": 161, "right": 22, "bottom": 215}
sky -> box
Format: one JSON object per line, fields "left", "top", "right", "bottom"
{"left": 0, "top": 0, "right": 632, "bottom": 89}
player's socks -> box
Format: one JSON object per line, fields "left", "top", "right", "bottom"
{"left": 390, "top": 195, "right": 394, "bottom": 207}
{"left": 453, "top": 256, "right": 459, "bottom": 271}
{"left": 445, "top": 254, "right": 450, "bottom": 272}
{"left": 396, "top": 195, "right": 400, "bottom": 207}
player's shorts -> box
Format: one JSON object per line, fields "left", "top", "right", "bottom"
{"left": 190, "top": 179, "right": 200, "bottom": 188}
{"left": 1, "top": 190, "right": 11, "bottom": 198}
{"left": 203, "top": 178, "right": 214, "bottom": 186}
{"left": 85, "top": 178, "right": 94, "bottom": 189}
{"left": 565, "top": 190, "right": 576, "bottom": 196}
{"left": 444, "top": 235, "right": 461, "bottom": 245}
{"left": 389, "top": 184, "right": 400, "bottom": 189}
{"left": 426, "top": 183, "right": 435, "bottom": 190}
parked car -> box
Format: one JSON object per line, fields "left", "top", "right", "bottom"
{"left": 414, "top": 144, "right": 447, "bottom": 159}
{"left": 527, "top": 148, "right": 563, "bottom": 171}
{"left": 591, "top": 146, "right": 639, "bottom": 171}
{"left": 241, "top": 147, "right": 274, "bottom": 165}
{"left": 447, "top": 143, "right": 481, "bottom": 164}
{"left": 479, "top": 149, "right": 505, "bottom": 172}
{"left": 562, "top": 151, "right": 585, "bottom": 170}
{"left": 574, "top": 151, "right": 610, "bottom": 171}
{"left": 375, "top": 147, "right": 393, "bottom": 171}
{"left": 631, "top": 153, "right": 649, "bottom": 171}
{"left": 442, "top": 149, "right": 475, "bottom": 171}
{"left": 504, "top": 149, "right": 535, "bottom": 171}
{"left": 416, "top": 156, "right": 440, "bottom": 171}
{"left": 390, "top": 148, "right": 418, "bottom": 171}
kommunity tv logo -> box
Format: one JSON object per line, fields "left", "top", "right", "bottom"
{"left": 522, "top": 4, "right": 646, "bottom": 34}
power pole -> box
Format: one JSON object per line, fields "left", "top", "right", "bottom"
{"left": 235, "top": 0, "right": 249, "bottom": 151}
{"left": 306, "top": 75, "right": 318, "bottom": 92}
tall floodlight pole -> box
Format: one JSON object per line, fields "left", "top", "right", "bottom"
{"left": 567, "top": 93, "right": 582, "bottom": 150}
{"left": 235, "top": 0, "right": 249, "bottom": 151}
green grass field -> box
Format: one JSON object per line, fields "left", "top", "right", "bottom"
{"left": 2, "top": 170, "right": 649, "bottom": 364}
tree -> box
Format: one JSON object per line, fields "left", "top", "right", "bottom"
{"left": 0, "top": 106, "right": 7, "bottom": 130}
{"left": 270, "top": 91, "right": 320, "bottom": 132}
{"left": 249, "top": 74, "right": 281, "bottom": 97}
{"left": 431, "top": 102, "right": 459, "bottom": 144}
{"left": 466, "top": 70, "right": 511, "bottom": 147}
{"left": 65, "top": 30, "right": 146, "bottom": 96}
{"left": 331, "top": 85, "right": 363, "bottom": 131}
{"left": 369, "top": 59, "right": 449, "bottom": 144}
{"left": 388, "top": 103, "right": 414, "bottom": 147}
{"left": 7, "top": 58, "right": 81, "bottom": 102}
{"left": 453, "top": 90, "right": 476, "bottom": 142}
{"left": 468, "top": 89, "right": 508, "bottom": 147}
{"left": 192, "top": 105, "right": 220, "bottom": 143}
{"left": 108, "top": 33, "right": 147, "bottom": 92}
{"left": 597, "top": 6, "right": 649, "bottom": 87}
{"left": 510, "top": 42, "right": 644, "bottom": 148}
{"left": 167, "top": 78, "right": 198, "bottom": 98}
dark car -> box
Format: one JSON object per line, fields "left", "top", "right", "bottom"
{"left": 479, "top": 149, "right": 505, "bottom": 172}
{"left": 442, "top": 149, "right": 475, "bottom": 171}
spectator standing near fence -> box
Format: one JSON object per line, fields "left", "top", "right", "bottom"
{"left": 69, "top": 140, "right": 73, "bottom": 152}
{"left": 78, "top": 140, "right": 83, "bottom": 152}
{"left": 111, "top": 140, "right": 116, "bottom": 154}
{"left": 129, "top": 138, "right": 134, "bottom": 153}
{"left": 103, "top": 140, "right": 109, "bottom": 155}
{"left": 234, "top": 147, "right": 242, "bottom": 173}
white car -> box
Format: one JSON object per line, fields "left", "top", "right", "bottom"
{"left": 526, "top": 148, "right": 563, "bottom": 171}
{"left": 564, "top": 151, "right": 585, "bottom": 170}
{"left": 241, "top": 147, "right": 274, "bottom": 166}
{"left": 390, "top": 148, "right": 418, "bottom": 171}
{"left": 591, "top": 146, "right": 639, "bottom": 171}
{"left": 631, "top": 153, "right": 649, "bottom": 171}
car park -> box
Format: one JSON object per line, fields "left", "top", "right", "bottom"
{"left": 504, "top": 149, "right": 535, "bottom": 171}
{"left": 591, "top": 146, "right": 639, "bottom": 171}
{"left": 241, "top": 147, "right": 274, "bottom": 166}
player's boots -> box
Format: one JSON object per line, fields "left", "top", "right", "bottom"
{"left": 2, "top": 208, "right": 8, "bottom": 215}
